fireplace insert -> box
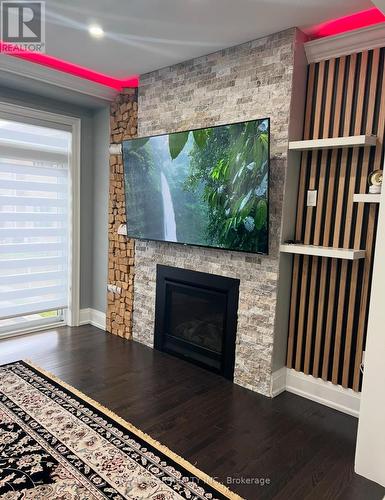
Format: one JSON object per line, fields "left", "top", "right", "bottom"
{"left": 154, "top": 265, "right": 239, "bottom": 380}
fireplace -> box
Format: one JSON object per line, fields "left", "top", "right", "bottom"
{"left": 154, "top": 265, "right": 239, "bottom": 380}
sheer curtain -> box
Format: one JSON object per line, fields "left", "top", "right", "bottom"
{"left": 0, "top": 118, "right": 71, "bottom": 329}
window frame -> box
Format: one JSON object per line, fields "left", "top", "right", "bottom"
{"left": 0, "top": 102, "right": 81, "bottom": 334}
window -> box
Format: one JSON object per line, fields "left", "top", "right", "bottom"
{"left": 0, "top": 118, "right": 71, "bottom": 335}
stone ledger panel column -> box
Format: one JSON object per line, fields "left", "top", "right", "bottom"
{"left": 106, "top": 88, "right": 138, "bottom": 338}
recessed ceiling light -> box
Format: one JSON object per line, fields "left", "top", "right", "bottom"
{"left": 88, "top": 24, "right": 104, "bottom": 39}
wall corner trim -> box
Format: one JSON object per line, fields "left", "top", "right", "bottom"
{"left": 305, "top": 23, "right": 385, "bottom": 63}
{"left": 79, "top": 308, "right": 106, "bottom": 330}
{"left": 270, "top": 367, "right": 287, "bottom": 397}
{"left": 272, "top": 368, "right": 361, "bottom": 417}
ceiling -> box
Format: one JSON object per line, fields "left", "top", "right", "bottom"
{"left": 43, "top": 0, "right": 374, "bottom": 78}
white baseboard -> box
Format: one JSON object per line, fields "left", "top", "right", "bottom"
{"left": 79, "top": 308, "right": 106, "bottom": 331}
{"left": 79, "top": 308, "right": 91, "bottom": 325}
{"left": 271, "top": 367, "right": 360, "bottom": 418}
{"left": 270, "top": 366, "right": 287, "bottom": 397}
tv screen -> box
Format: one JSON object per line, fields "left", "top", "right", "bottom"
{"left": 123, "top": 118, "right": 269, "bottom": 254}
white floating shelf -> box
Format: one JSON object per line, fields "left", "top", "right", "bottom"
{"left": 289, "top": 135, "right": 377, "bottom": 151}
{"left": 280, "top": 244, "right": 366, "bottom": 260}
{"left": 353, "top": 194, "right": 381, "bottom": 203}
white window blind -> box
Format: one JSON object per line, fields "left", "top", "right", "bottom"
{"left": 0, "top": 119, "right": 71, "bottom": 320}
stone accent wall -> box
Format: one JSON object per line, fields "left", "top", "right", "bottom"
{"left": 106, "top": 89, "right": 138, "bottom": 338}
{"left": 133, "top": 29, "right": 297, "bottom": 395}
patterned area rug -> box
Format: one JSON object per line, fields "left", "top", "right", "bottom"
{"left": 0, "top": 361, "right": 241, "bottom": 499}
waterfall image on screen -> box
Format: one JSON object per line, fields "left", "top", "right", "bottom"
{"left": 123, "top": 118, "right": 269, "bottom": 254}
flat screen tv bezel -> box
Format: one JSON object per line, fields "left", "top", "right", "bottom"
{"left": 122, "top": 117, "right": 270, "bottom": 255}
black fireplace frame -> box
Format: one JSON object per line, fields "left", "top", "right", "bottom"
{"left": 154, "top": 265, "right": 240, "bottom": 380}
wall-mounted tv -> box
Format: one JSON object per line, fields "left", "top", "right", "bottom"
{"left": 122, "top": 118, "right": 269, "bottom": 254}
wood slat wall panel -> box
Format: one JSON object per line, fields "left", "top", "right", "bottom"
{"left": 331, "top": 53, "right": 365, "bottom": 385}
{"left": 286, "top": 48, "right": 383, "bottom": 391}
{"left": 342, "top": 48, "right": 381, "bottom": 388}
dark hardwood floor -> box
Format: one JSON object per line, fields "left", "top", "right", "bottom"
{"left": 0, "top": 325, "right": 383, "bottom": 500}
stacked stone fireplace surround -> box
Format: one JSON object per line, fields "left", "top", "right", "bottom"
{"left": 107, "top": 28, "right": 298, "bottom": 396}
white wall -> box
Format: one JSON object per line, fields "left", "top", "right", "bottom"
{"left": 92, "top": 106, "right": 110, "bottom": 313}
{"left": 355, "top": 179, "right": 385, "bottom": 487}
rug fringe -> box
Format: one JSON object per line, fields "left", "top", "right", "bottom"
{"left": 23, "top": 359, "right": 244, "bottom": 500}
